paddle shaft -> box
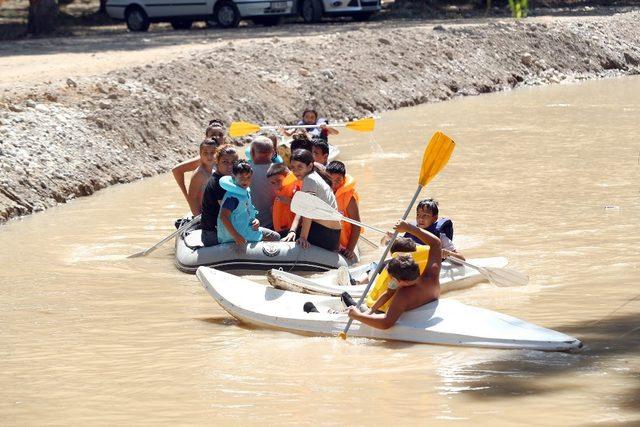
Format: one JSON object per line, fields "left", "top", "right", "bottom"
{"left": 341, "top": 184, "right": 424, "bottom": 336}
{"left": 262, "top": 123, "right": 348, "bottom": 131}
{"left": 358, "top": 234, "right": 379, "bottom": 249}
{"left": 128, "top": 215, "right": 201, "bottom": 258}
{"left": 339, "top": 215, "right": 386, "bottom": 235}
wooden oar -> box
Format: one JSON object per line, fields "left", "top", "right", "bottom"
{"left": 128, "top": 215, "right": 201, "bottom": 258}
{"left": 447, "top": 258, "right": 528, "bottom": 287}
{"left": 339, "top": 131, "right": 455, "bottom": 340}
{"left": 292, "top": 192, "right": 527, "bottom": 288}
{"left": 229, "top": 117, "right": 375, "bottom": 138}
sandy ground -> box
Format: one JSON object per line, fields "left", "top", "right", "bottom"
{"left": 0, "top": 10, "right": 639, "bottom": 222}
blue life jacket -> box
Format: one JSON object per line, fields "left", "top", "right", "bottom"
{"left": 216, "top": 176, "right": 262, "bottom": 244}
{"left": 405, "top": 217, "right": 454, "bottom": 245}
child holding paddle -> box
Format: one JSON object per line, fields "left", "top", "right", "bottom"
{"left": 280, "top": 109, "right": 339, "bottom": 143}
{"left": 217, "top": 160, "right": 280, "bottom": 247}
{"left": 287, "top": 149, "right": 342, "bottom": 251}
{"left": 347, "top": 220, "right": 442, "bottom": 330}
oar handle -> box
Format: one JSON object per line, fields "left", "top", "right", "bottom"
{"left": 339, "top": 216, "right": 386, "bottom": 235}
{"left": 341, "top": 185, "right": 424, "bottom": 337}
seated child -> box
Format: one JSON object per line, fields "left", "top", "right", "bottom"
{"left": 383, "top": 198, "right": 465, "bottom": 261}
{"left": 348, "top": 221, "right": 442, "bottom": 330}
{"left": 266, "top": 163, "right": 301, "bottom": 235}
{"left": 183, "top": 139, "right": 217, "bottom": 216}
{"left": 311, "top": 138, "right": 330, "bottom": 166}
{"left": 217, "top": 160, "right": 281, "bottom": 245}
{"left": 326, "top": 161, "right": 361, "bottom": 261}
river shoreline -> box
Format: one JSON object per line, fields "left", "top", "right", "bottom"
{"left": 0, "top": 10, "right": 639, "bottom": 223}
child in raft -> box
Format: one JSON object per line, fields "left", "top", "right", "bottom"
{"left": 382, "top": 198, "right": 465, "bottom": 261}
{"left": 200, "top": 145, "right": 238, "bottom": 247}
{"left": 326, "top": 161, "right": 361, "bottom": 261}
{"left": 172, "top": 120, "right": 227, "bottom": 209}
{"left": 347, "top": 220, "right": 442, "bottom": 330}
{"left": 280, "top": 109, "right": 339, "bottom": 143}
{"left": 266, "top": 163, "right": 301, "bottom": 236}
{"left": 180, "top": 138, "right": 218, "bottom": 216}
{"left": 217, "top": 160, "right": 281, "bottom": 247}
{"left": 311, "top": 138, "right": 330, "bottom": 166}
{"left": 286, "top": 149, "right": 342, "bottom": 251}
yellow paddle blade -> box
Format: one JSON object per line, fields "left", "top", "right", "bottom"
{"left": 345, "top": 117, "right": 375, "bottom": 133}
{"left": 229, "top": 121, "right": 261, "bottom": 138}
{"left": 418, "top": 131, "right": 455, "bottom": 187}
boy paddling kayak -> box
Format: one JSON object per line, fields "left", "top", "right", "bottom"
{"left": 347, "top": 219, "right": 442, "bottom": 330}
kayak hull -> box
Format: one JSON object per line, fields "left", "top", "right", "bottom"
{"left": 267, "top": 257, "right": 508, "bottom": 297}
{"left": 176, "top": 229, "right": 351, "bottom": 274}
{"left": 197, "top": 267, "right": 582, "bottom": 351}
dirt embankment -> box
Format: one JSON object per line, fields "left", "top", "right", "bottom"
{"left": 1, "top": 11, "right": 639, "bottom": 223}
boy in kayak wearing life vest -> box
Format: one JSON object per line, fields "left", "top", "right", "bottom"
{"left": 326, "top": 161, "right": 361, "bottom": 261}
{"left": 266, "top": 163, "right": 301, "bottom": 236}
{"left": 347, "top": 221, "right": 442, "bottom": 330}
{"left": 383, "top": 198, "right": 465, "bottom": 261}
{"left": 217, "top": 160, "right": 281, "bottom": 248}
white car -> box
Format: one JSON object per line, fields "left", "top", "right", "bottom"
{"left": 106, "top": 0, "right": 295, "bottom": 30}
{"left": 298, "top": 0, "right": 380, "bottom": 23}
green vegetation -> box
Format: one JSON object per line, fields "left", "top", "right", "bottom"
{"left": 508, "top": 0, "right": 529, "bottom": 18}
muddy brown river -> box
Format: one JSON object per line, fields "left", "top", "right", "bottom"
{"left": 1, "top": 76, "right": 639, "bottom": 425}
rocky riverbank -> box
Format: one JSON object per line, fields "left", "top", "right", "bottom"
{"left": 1, "top": 10, "right": 639, "bottom": 223}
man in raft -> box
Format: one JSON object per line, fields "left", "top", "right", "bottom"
{"left": 347, "top": 220, "right": 442, "bottom": 330}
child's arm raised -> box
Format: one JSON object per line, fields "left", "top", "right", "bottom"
{"left": 172, "top": 157, "right": 200, "bottom": 201}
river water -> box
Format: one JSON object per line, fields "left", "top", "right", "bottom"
{"left": 1, "top": 77, "right": 639, "bottom": 425}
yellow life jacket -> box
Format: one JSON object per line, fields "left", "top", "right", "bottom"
{"left": 365, "top": 245, "right": 430, "bottom": 313}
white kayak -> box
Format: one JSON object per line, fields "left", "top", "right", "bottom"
{"left": 175, "top": 228, "right": 351, "bottom": 274}
{"left": 267, "top": 257, "right": 508, "bottom": 297}
{"left": 197, "top": 267, "right": 582, "bottom": 351}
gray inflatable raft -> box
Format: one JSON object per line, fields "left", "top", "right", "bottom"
{"left": 175, "top": 228, "right": 351, "bottom": 273}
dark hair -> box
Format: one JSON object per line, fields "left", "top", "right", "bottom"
{"left": 387, "top": 254, "right": 420, "bottom": 282}
{"left": 390, "top": 237, "right": 417, "bottom": 254}
{"left": 291, "top": 136, "right": 313, "bottom": 153}
{"left": 200, "top": 138, "right": 219, "bottom": 149}
{"left": 417, "top": 198, "right": 439, "bottom": 216}
{"left": 214, "top": 144, "right": 237, "bottom": 162}
{"left": 312, "top": 138, "right": 329, "bottom": 155}
{"left": 325, "top": 160, "right": 346, "bottom": 177}
{"left": 232, "top": 159, "right": 253, "bottom": 176}
{"left": 208, "top": 119, "right": 225, "bottom": 128}
{"left": 302, "top": 108, "right": 318, "bottom": 122}
{"left": 291, "top": 149, "right": 333, "bottom": 186}
{"left": 266, "top": 163, "right": 289, "bottom": 178}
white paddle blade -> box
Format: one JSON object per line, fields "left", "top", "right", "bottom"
{"left": 481, "top": 267, "right": 529, "bottom": 287}
{"left": 291, "top": 192, "right": 343, "bottom": 222}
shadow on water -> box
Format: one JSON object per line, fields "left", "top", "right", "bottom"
{"left": 455, "top": 311, "right": 640, "bottom": 411}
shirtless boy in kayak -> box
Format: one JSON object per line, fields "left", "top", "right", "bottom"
{"left": 347, "top": 220, "right": 442, "bottom": 330}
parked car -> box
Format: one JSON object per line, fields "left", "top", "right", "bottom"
{"left": 298, "top": 0, "right": 380, "bottom": 23}
{"left": 106, "top": 0, "right": 295, "bottom": 31}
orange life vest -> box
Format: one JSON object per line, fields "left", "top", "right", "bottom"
{"left": 334, "top": 174, "right": 360, "bottom": 249}
{"left": 272, "top": 172, "right": 300, "bottom": 233}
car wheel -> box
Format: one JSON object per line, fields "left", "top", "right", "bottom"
{"left": 300, "top": 0, "right": 322, "bottom": 23}
{"left": 125, "top": 6, "right": 150, "bottom": 32}
{"left": 352, "top": 12, "right": 373, "bottom": 21}
{"left": 215, "top": 1, "right": 241, "bottom": 28}
{"left": 252, "top": 16, "right": 281, "bottom": 26}
{"left": 171, "top": 19, "right": 193, "bottom": 30}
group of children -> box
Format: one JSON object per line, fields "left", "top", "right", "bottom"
{"left": 172, "top": 111, "right": 359, "bottom": 258}
{"left": 172, "top": 111, "right": 464, "bottom": 331}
